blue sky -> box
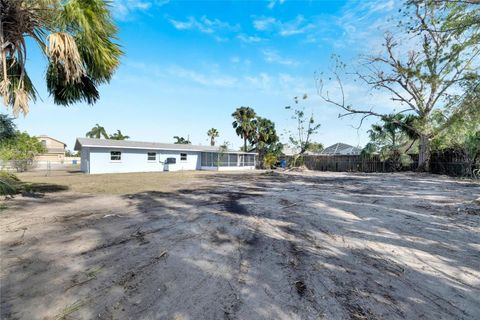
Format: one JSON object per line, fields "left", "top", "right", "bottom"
{"left": 14, "top": 0, "right": 400, "bottom": 151}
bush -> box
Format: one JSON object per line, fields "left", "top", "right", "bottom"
{"left": 0, "top": 171, "right": 21, "bottom": 196}
{"left": 263, "top": 153, "right": 278, "bottom": 169}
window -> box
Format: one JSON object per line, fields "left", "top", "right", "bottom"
{"left": 110, "top": 151, "right": 121, "bottom": 161}
{"left": 245, "top": 154, "right": 255, "bottom": 166}
{"left": 147, "top": 152, "right": 156, "bottom": 161}
{"left": 165, "top": 157, "right": 176, "bottom": 164}
{"left": 41, "top": 140, "right": 47, "bottom": 148}
{"left": 218, "top": 154, "right": 228, "bottom": 167}
{"left": 228, "top": 154, "right": 238, "bottom": 166}
{"left": 201, "top": 152, "right": 218, "bottom": 167}
{"left": 180, "top": 153, "right": 187, "bottom": 161}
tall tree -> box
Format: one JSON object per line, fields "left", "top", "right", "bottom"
{"left": 86, "top": 124, "right": 108, "bottom": 139}
{"left": 249, "top": 116, "right": 281, "bottom": 168}
{"left": 109, "top": 130, "right": 129, "bottom": 140}
{"left": 173, "top": 136, "right": 191, "bottom": 144}
{"left": 286, "top": 95, "right": 321, "bottom": 155}
{"left": 0, "top": 131, "right": 46, "bottom": 171}
{"left": 232, "top": 106, "right": 257, "bottom": 152}
{"left": 207, "top": 128, "right": 219, "bottom": 146}
{"left": 318, "top": 0, "right": 480, "bottom": 171}
{"left": 0, "top": 113, "right": 16, "bottom": 140}
{"left": 0, "top": 0, "right": 122, "bottom": 116}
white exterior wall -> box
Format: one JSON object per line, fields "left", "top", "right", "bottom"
{"left": 80, "top": 147, "right": 90, "bottom": 173}
{"left": 87, "top": 147, "right": 200, "bottom": 174}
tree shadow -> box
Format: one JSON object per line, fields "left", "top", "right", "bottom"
{"left": 1, "top": 172, "right": 479, "bottom": 319}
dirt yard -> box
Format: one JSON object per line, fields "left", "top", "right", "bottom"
{"left": 1, "top": 171, "right": 479, "bottom": 319}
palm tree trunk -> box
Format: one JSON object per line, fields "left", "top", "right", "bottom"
{"left": 244, "top": 137, "right": 247, "bottom": 152}
{"left": 0, "top": 13, "right": 9, "bottom": 95}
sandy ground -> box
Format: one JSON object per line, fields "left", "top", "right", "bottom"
{"left": 1, "top": 171, "right": 479, "bottom": 320}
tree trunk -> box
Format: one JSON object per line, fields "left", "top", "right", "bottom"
{"left": 243, "top": 137, "right": 247, "bottom": 152}
{"left": 418, "top": 134, "right": 431, "bottom": 172}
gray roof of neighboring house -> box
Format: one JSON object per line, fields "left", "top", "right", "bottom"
{"left": 74, "top": 138, "right": 256, "bottom": 154}
{"left": 321, "top": 143, "right": 362, "bottom": 155}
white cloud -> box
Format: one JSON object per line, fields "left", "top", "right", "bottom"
{"left": 369, "top": 0, "right": 395, "bottom": 13}
{"left": 252, "top": 15, "right": 314, "bottom": 37}
{"left": 332, "top": 0, "right": 401, "bottom": 50}
{"left": 267, "top": 0, "right": 286, "bottom": 10}
{"left": 112, "top": 0, "right": 169, "bottom": 20}
{"left": 169, "top": 16, "right": 239, "bottom": 35}
{"left": 262, "top": 49, "right": 298, "bottom": 66}
{"left": 168, "top": 66, "right": 239, "bottom": 88}
{"left": 253, "top": 17, "right": 277, "bottom": 31}
{"left": 237, "top": 34, "right": 263, "bottom": 43}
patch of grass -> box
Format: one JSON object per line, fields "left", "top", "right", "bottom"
{"left": 0, "top": 170, "right": 69, "bottom": 200}
{"left": 17, "top": 170, "right": 220, "bottom": 194}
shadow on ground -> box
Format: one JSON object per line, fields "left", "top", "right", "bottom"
{"left": 1, "top": 172, "right": 479, "bottom": 319}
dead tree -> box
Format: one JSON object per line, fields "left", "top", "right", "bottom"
{"left": 318, "top": 0, "right": 480, "bottom": 171}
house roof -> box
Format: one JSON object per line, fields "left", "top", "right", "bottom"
{"left": 321, "top": 143, "right": 362, "bottom": 155}
{"left": 74, "top": 138, "right": 256, "bottom": 154}
{"left": 281, "top": 146, "right": 300, "bottom": 156}
{"left": 37, "top": 135, "right": 66, "bottom": 147}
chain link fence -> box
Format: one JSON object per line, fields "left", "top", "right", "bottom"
{"left": 0, "top": 159, "right": 81, "bottom": 177}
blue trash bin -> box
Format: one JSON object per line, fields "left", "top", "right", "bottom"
{"left": 280, "top": 159, "right": 287, "bottom": 168}
{"left": 72, "top": 160, "right": 77, "bottom": 165}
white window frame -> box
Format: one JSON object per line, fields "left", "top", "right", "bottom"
{"left": 180, "top": 153, "right": 187, "bottom": 161}
{"left": 147, "top": 152, "right": 156, "bottom": 161}
{"left": 110, "top": 151, "right": 122, "bottom": 161}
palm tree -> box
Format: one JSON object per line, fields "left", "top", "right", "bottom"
{"left": 232, "top": 106, "right": 257, "bottom": 152}
{"left": 207, "top": 128, "right": 219, "bottom": 146}
{"left": 366, "top": 114, "right": 418, "bottom": 169}
{"left": 86, "top": 124, "right": 108, "bottom": 139}
{"left": 0, "top": 0, "right": 122, "bottom": 116}
{"left": 251, "top": 117, "right": 280, "bottom": 168}
{"left": 173, "top": 136, "right": 191, "bottom": 144}
{"left": 368, "top": 114, "right": 417, "bottom": 152}
{"left": 109, "top": 130, "right": 129, "bottom": 140}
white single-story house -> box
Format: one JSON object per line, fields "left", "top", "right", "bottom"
{"left": 74, "top": 138, "right": 256, "bottom": 174}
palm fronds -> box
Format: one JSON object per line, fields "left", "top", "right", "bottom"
{"left": 0, "top": 0, "right": 122, "bottom": 115}
{"left": 47, "top": 32, "right": 84, "bottom": 83}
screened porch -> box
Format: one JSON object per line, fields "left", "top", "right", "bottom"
{"left": 200, "top": 152, "right": 256, "bottom": 169}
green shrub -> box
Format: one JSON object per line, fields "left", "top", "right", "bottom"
{"left": 0, "top": 171, "right": 21, "bottom": 196}
{"left": 263, "top": 153, "right": 278, "bottom": 169}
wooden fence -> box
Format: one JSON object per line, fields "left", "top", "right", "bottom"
{"left": 283, "top": 155, "right": 416, "bottom": 173}
{"left": 283, "top": 153, "right": 477, "bottom": 177}
{"left": 430, "top": 150, "right": 477, "bottom": 177}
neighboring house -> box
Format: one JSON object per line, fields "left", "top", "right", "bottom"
{"left": 281, "top": 146, "right": 300, "bottom": 156}
{"left": 35, "top": 135, "right": 66, "bottom": 162}
{"left": 74, "top": 138, "right": 257, "bottom": 174}
{"left": 321, "top": 143, "right": 362, "bottom": 155}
